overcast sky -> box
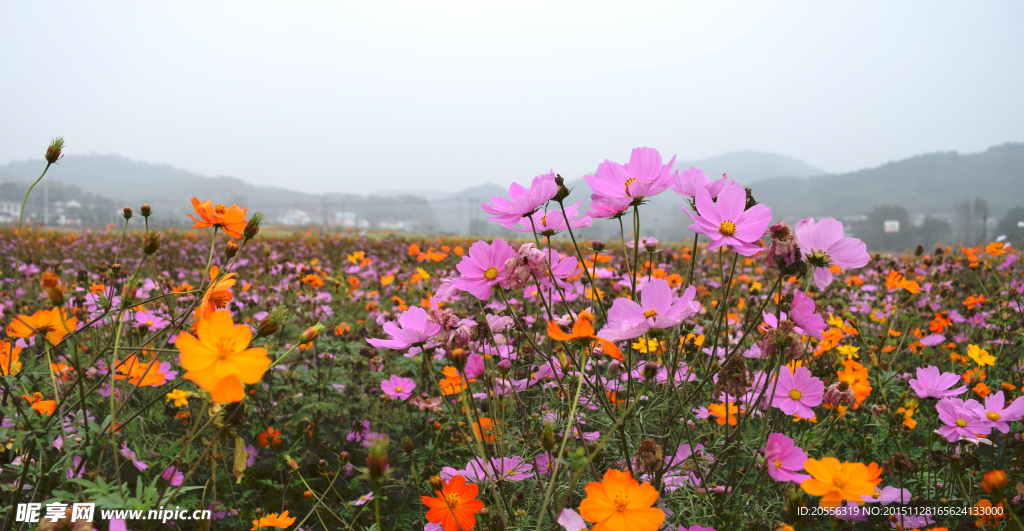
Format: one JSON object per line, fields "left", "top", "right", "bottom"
{"left": 2, "top": 1, "right": 1022, "bottom": 195}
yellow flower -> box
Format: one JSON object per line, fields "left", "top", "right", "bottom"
{"left": 801, "top": 458, "right": 883, "bottom": 508}
{"left": 177, "top": 310, "right": 270, "bottom": 403}
{"left": 835, "top": 345, "right": 860, "bottom": 360}
{"left": 966, "top": 344, "right": 995, "bottom": 366}
{"left": 631, "top": 338, "right": 663, "bottom": 354}
{"left": 166, "top": 389, "right": 191, "bottom": 408}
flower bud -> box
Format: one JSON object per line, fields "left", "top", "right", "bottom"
{"left": 429, "top": 475, "right": 445, "bottom": 491}
{"left": 590, "top": 240, "right": 605, "bottom": 252}
{"left": 110, "top": 263, "right": 122, "bottom": 276}
{"left": 143, "top": 231, "right": 162, "bottom": 255}
{"left": 303, "top": 490, "right": 314, "bottom": 500}
{"left": 367, "top": 441, "right": 389, "bottom": 480}
{"left": 540, "top": 423, "right": 556, "bottom": 451}
{"left": 496, "top": 359, "right": 512, "bottom": 374}
{"left": 225, "top": 240, "right": 239, "bottom": 259}
{"left": 254, "top": 508, "right": 262, "bottom": 516}
{"left": 122, "top": 207, "right": 133, "bottom": 220}
{"left": 140, "top": 204, "right": 152, "bottom": 217}
{"left": 244, "top": 211, "right": 265, "bottom": 241}
{"left": 402, "top": 436, "right": 414, "bottom": 455}
{"left": 318, "top": 459, "right": 327, "bottom": 468}
{"left": 45, "top": 137, "right": 64, "bottom": 164}
{"left": 284, "top": 455, "right": 299, "bottom": 470}
{"left": 644, "top": 241, "right": 658, "bottom": 253}
{"left": 643, "top": 362, "right": 659, "bottom": 380}
{"left": 449, "top": 347, "right": 468, "bottom": 371}
{"left": 553, "top": 174, "right": 571, "bottom": 202}
{"left": 338, "top": 451, "right": 350, "bottom": 465}
{"left": 256, "top": 307, "right": 288, "bottom": 338}
{"left": 300, "top": 322, "right": 325, "bottom": 344}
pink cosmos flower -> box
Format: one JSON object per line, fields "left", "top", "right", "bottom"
{"left": 366, "top": 306, "right": 442, "bottom": 350}
{"left": 454, "top": 239, "right": 516, "bottom": 300}
{"left": 671, "top": 167, "right": 732, "bottom": 198}
{"left": 764, "top": 433, "right": 811, "bottom": 484}
{"left": 585, "top": 197, "right": 631, "bottom": 219}
{"left": 380, "top": 374, "right": 416, "bottom": 400}
{"left": 864, "top": 486, "right": 912, "bottom": 505}
{"left": 794, "top": 217, "right": 870, "bottom": 289}
{"left": 771, "top": 366, "right": 824, "bottom": 418}
{"left": 586, "top": 147, "right": 677, "bottom": 203}
{"left": 481, "top": 171, "right": 557, "bottom": 228}
{"left": 598, "top": 280, "right": 700, "bottom": 342}
{"left": 441, "top": 456, "right": 535, "bottom": 483}
{"left": 557, "top": 509, "right": 587, "bottom": 531}
{"left": 936, "top": 397, "right": 991, "bottom": 442}
{"left": 510, "top": 198, "right": 592, "bottom": 234}
{"left": 970, "top": 391, "right": 1024, "bottom": 433}
{"left": 353, "top": 492, "right": 374, "bottom": 506}
{"left": 541, "top": 248, "right": 582, "bottom": 290}
{"left": 162, "top": 465, "right": 184, "bottom": 486}
{"left": 120, "top": 443, "right": 148, "bottom": 471}
{"left": 135, "top": 310, "right": 169, "bottom": 331}
{"left": 685, "top": 182, "right": 771, "bottom": 256}
{"left": 789, "top": 289, "right": 826, "bottom": 339}
{"left": 760, "top": 312, "right": 803, "bottom": 335}
{"left": 907, "top": 365, "right": 967, "bottom": 398}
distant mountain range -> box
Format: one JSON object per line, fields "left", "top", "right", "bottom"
{"left": 0, "top": 145, "right": 1021, "bottom": 242}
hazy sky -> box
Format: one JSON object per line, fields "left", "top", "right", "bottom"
{"left": 2, "top": 1, "right": 1022, "bottom": 195}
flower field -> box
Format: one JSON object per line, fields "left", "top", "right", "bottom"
{"left": 2, "top": 141, "right": 1023, "bottom": 531}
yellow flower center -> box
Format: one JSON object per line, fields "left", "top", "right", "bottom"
{"left": 394, "top": 386, "right": 403, "bottom": 393}
{"left": 624, "top": 177, "right": 637, "bottom": 196}
{"left": 956, "top": 419, "right": 967, "bottom": 427}
{"left": 719, "top": 220, "right": 737, "bottom": 236}
{"left": 484, "top": 267, "right": 499, "bottom": 281}
{"left": 986, "top": 411, "right": 1001, "bottom": 421}
{"left": 444, "top": 493, "right": 461, "bottom": 507}
{"left": 612, "top": 492, "right": 630, "bottom": 512}
{"left": 215, "top": 204, "right": 227, "bottom": 215}
{"left": 643, "top": 308, "right": 658, "bottom": 320}
{"left": 773, "top": 459, "right": 782, "bottom": 468}
{"left": 540, "top": 215, "right": 549, "bottom": 227}
{"left": 832, "top": 476, "right": 847, "bottom": 489}
{"left": 146, "top": 320, "right": 154, "bottom": 326}
{"left": 210, "top": 292, "right": 230, "bottom": 309}
{"left": 789, "top": 389, "right": 802, "bottom": 400}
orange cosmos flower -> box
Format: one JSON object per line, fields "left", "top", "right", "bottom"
{"left": 547, "top": 310, "right": 623, "bottom": 361}
{"left": 984, "top": 241, "right": 1007, "bottom": 256}
{"left": 193, "top": 267, "right": 236, "bottom": 321}
{"left": 472, "top": 417, "right": 497, "bottom": 443}
{"left": 189, "top": 197, "right": 248, "bottom": 239}
{"left": 0, "top": 340, "right": 22, "bottom": 376}
{"left": 380, "top": 273, "right": 395, "bottom": 286}
{"left": 421, "top": 475, "right": 485, "bottom": 531}
{"left": 438, "top": 366, "right": 475, "bottom": 396}
{"left": 250, "top": 510, "right": 296, "bottom": 530}
{"left": 258, "top": 426, "right": 283, "bottom": 447}
{"left": 800, "top": 457, "right": 882, "bottom": 508}
{"left": 301, "top": 274, "right": 324, "bottom": 288}
{"left": 176, "top": 310, "right": 270, "bottom": 403}
{"left": 707, "top": 401, "right": 741, "bottom": 425}
{"left": 836, "top": 359, "right": 871, "bottom": 409}
{"left": 6, "top": 307, "right": 78, "bottom": 346}
{"left": 113, "top": 354, "right": 167, "bottom": 387}
{"left": 579, "top": 469, "right": 664, "bottom": 531}
{"left": 22, "top": 392, "right": 57, "bottom": 416}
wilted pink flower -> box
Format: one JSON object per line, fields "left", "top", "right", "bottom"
{"left": 789, "top": 289, "right": 826, "bottom": 340}
{"left": 504, "top": 243, "right": 547, "bottom": 290}
{"left": 481, "top": 171, "right": 557, "bottom": 228}
{"left": 380, "top": 374, "right": 416, "bottom": 400}
{"left": 685, "top": 182, "right": 771, "bottom": 256}
{"left": 586, "top": 147, "right": 676, "bottom": 203}
{"left": 367, "top": 306, "right": 442, "bottom": 350}
{"left": 510, "top": 198, "right": 592, "bottom": 234}
{"left": 598, "top": 280, "right": 700, "bottom": 341}
{"left": 764, "top": 432, "right": 811, "bottom": 484}
{"left": 970, "top": 391, "right": 1024, "bottom": 433}
{"left": 771, "top": 366, "right": 824, "bottom": 418}
{"left": 794, "top": 217, "right": 870, "bottom": 289}
{"left": 936, "top": 397, "right": 991, "bottom": 442}
{"left": 671, "top": 167, "right": 732, "bottom": 198}
{"left": 907, "top": 365, "right": 967, "bottom": 398}
{"left": 454, "top": 239, "right": 516, "bottom": 300}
